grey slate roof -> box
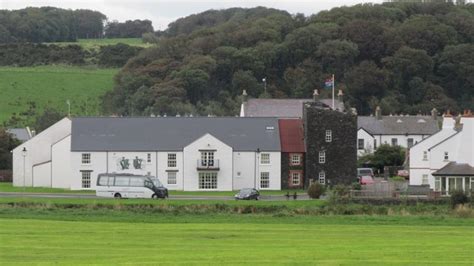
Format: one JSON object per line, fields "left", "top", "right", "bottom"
{"left": 71, "top": 117, "right": 281, "bottom": 152}
{"left": 6, "top": 128, "right": 31, "bottom": 142}
{"left": 242, "top": 98, "right": 344, "bottom": 118}
{"left": 432, "top": 162, "right": 474, "bottom": 176}
{"left": 357, "top": 116, "right": 440, "bottom": 135}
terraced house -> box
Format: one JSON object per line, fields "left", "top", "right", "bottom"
{"left": 13, "top": 117, "right": 281, "bottom": 191}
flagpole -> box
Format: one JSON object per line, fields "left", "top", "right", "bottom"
{"left": 332, "top": 74, "right": 335, "bottom": 110}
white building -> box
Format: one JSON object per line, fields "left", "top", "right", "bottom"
{"left": 13, "top": 117, "right": 282, "bottom": 191}
{"left": 409, "top": 111, "right": 474, "bottom": 195}
{"left": 357, "top": 107, "right": 440, "bottom": 156}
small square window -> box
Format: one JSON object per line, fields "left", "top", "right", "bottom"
{"left": 318, "top": 171, "right": 325, "bottom": 184}
{"left": 147, "top": 153, "right": 152, "bottom": 163}
{"left": 444, "top": 152, "right": 449, "bottom": 161}
{"left": 260, "top": 153, "right": 270, "bottom": 164}
{"left": 168, "top": 153, "right": 177, "bottom": 167}
{"left": 391, "top": 138, "right": 398, "bottom": 146}
{"left": 325, "top": 130, "right": 332, "bottom": 142}
{"left": 260, "top": 172, "right": 270, "bottom": 188}
{"left": 407, "top": 138, "right": 414, "bottom": 148}
{"left": 319, "top": 151, "right": 325, "bottom": 164}
{"left": 81, "top": 171, "right": 91, "bottom": 188}
{"left": 423, "top": 151, "right": 428, "bottom": 161}
{"left": 81, "top": 153, "right": 91, "bottom": 164}
{"left": 291, "top": 154, "right": 301, "bottom": 165}
{"left": 422, "top": 174, "right": 429, "bottom": 185}
{"left": 168, "top": 172, "right": 177, "bottom": 185}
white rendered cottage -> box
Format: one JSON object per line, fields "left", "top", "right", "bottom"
{"left": 13, "top": 117, "right": 281, "bottom": 191}
{"left": 357, "top": 107, "right": 440, "bottom": 156}
{"left": 409, "top": 111, "right": 474, "bottom": 195}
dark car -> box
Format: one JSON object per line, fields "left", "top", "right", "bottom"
{"left": 235, "top": 188, "right": 260, "bottom": 200}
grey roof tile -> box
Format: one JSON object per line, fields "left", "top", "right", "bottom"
{"left": 6, "top": 128, "right": 30, "bottom": 142}
{"left": 71, "top": 117, "right": 281, "bottom": 152}
{"left": 358, "top": 116, "right": 440, "bottom": 135}
{"left": 432, "top": 162, "right": 474, "bottom": 176}
{"left": 243, "top": 98, "right": 344, "bottom": 118}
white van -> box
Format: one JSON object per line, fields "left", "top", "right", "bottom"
{"left": 96, "top": 173, "right": 168, "bottom": 199}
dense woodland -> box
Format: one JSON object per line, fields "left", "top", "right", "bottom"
{"left": 102, "top": 2, "right": 473, "bottom": 116}
{"left": 0, "top": 7, "right": 153, "bottom": 42}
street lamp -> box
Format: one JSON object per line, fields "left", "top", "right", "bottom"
{"left": 22, "top": 147, "right": 27, "bottom": 192}
{"left": 262, "top": 78, "right": 267, "bottom": 95}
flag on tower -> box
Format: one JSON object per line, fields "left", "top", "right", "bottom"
{"left": 324, "top": 77, "right": 334, "bottom": 89}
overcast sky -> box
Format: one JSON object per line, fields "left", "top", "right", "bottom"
{"left": 1, "top": 0, "right": 385, "bottom": 30}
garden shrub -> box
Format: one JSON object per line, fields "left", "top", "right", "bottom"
{"left": 307, "top": 183, "right": 326, "bottom": 199}
{"left": 450, "top": 190, "right": 470, "bottom": 208}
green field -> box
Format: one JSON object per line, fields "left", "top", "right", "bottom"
{"left": 52, "top": 38, "right": 152, "bottom": 49}
{"left": 0, "top": 66, "right": 118, "bottom": 124}
{"left": 0, "top": 201, "right": 472, "bottom": 265}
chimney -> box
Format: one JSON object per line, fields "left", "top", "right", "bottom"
{"left": 242, "top": 90, "right": 248, "bottom": 102}
{"left": 375, "top": 106, "right": 382, "bottom": 120}
{"left": 313, "top": 89, "right": 319, "bottom": 101}
{"left": 337, "top": 89, "right": 343, "bottom": 103}
{"left": 431, "top": 108, "right": 438, "bottom": 120}
{"left": 454, "top": 114, "right": 463, "bottom": 131}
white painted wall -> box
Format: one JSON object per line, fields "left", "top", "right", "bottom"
{"left": 70, "top": 151, "right": 107, "bottom": 190}
{"left": 157, "top": 151, "right": 184, "bottom": 190}
{"left": 233, "top": 151, "right": 256, "bottom": 189}
{"left": 357, "top": 129, "right": 374, "bottom": 156}
{"left": 32, "top": 162, "right": 51, "bottom": 187}
{"left": 256, "top": 151, "right": 281, "bottom": 190}
{"left": 378, "top": 134, "right": 425, "bottom": 148}
{"left": 51, "top": 136, "right": 71, "bottom": 189}
{"left": 12, "top": 117, "right": 71, "bottom": 187}
{"left": 107, "top": 152, "right": 156, "bottom": 176}
{"left": 183, "top": 134, "right": 233, "bottom": 191}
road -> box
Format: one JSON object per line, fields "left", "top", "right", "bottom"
{"left": 0, "top": 192, "right": 309, "bottom": 201}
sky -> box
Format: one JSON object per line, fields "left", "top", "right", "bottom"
{"left": 0, "top": 0, "right": 385, "bottom": 30}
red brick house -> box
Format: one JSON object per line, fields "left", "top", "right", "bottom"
{"left": 278, "top": 119, "right": 305, "bottom": 189}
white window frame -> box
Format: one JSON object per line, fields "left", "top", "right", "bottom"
{"left": 260, "top": 172, "right": 270, "bottom": 188}
{"left": 260, "top": 153, "right": 270, "bottom": 165}
{"left": 81, "top": 171, "right": 91, "bottom": 188}
{"left": 167, "top": 153, "right": 177, "bottom": 168}
{"left": 81, "top": 153, "right": 91, "bottom": 165}
{"left": 291, "top": 172, "right": 301, "bottom": 186}
{"left": 198, "top": 172, "right": 217, "bottom": 189}
{"left": 391, "top": 138, "right": 398, "bottom": 146}
{"left": 318, "top": 171, "right": 326, "bottom": 184}
{"left": 325, "top": 130, "right": 332, "bottom": 142}
{"left": 434, "top": 177, "right": 441, "bottom": 192}
{"left": 291, "top": 154, "right": 301, "bottom": 165}
{"left": 423, "top": 151, "right": 428, "bottom": 161}
{"left": 167, "top": 172, "right": 177, "bottom": 185}
{"left": 200, "top": 151, "right": 215, "bottom": 167}
{"left": 319, "top": 151, "right": 325, "bottom": 164}
{"left": 407, "top": 138, "right": 414, "bottom": 147}
{"left": 422, "top": 174, "right": 429, "bottom": 185}
{"left": 444, "top": 152, "right": 449, "bottom": 161}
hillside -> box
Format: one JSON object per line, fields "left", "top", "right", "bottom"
{"left": 0, "top": 66, "right": 118, "bottom": 125}
{"left": 104, "top": 3, "right": 474, "bottom": 117}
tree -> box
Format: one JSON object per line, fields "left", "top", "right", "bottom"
{"left": 0, "top": 128, "right": 20, "bottom": 169}
{"left": 232, "top": 70, "right": 261, "bottom": 97}
{"left": 367, "top": 144, "right": 406, "bottom": 173}
{"left": 315, "top": 40, "right": 359, "bottom": 78}
{"left": 33, "top": 108, "right": 64, "bottom": 133}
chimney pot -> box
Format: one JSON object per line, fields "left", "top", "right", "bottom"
{"left": 375, "top": 106, "right": 382, "bottom": 120}
{"left": 313, "top": 89, "right": 319, "bottom": 101}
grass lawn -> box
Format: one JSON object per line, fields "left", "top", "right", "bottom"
{"left": 0, "top": 183, "right": 94, "bottom": 194}
{"left": 0, "top": 214, "right": 472, "bottom": 264}
{"left": 51, "top": 38, "right": 152, "bottom": 49}
{"left": 0, "top": 66, "right": 118, "bottom": 124}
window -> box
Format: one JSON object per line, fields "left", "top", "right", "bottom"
{"left": 115, "top": 176, "right": 130, "bottom": 186}
{"left": 407, "top": 138, "right": 414, "bottom": 148}
{"left": 291, "top": 154, "right": 301, "bottom": 165}
{"left": 81, "top": 171, "right": 91, "bottom": 188}
{"left": 291, "top": 172, "right": 301, "bottom": 186}
{"left": 130, "top": 177, "right": 145, "bottom": 187}
{"left": 200, "top": 151, "right": 215, "bottom": 166}
{"left": 391, "top": 138, "right": 398, "bottom": 146}
{"left": 325, "top": 130, "right": 332, "bottom": 142}
{"left": 444, "top": 152, "right": 449, "bottom": 161}
{"left": 319, "top": 151, "right": 325, "bottom": 164}
{"left": 260, "top": 172, "right": 270, "bottom": 188}
{"left": 147, "top": 153, "right": 151, "bottom": 163}
{"left": 81, "top": 153, "right": 91, "bottom": 164}
{"left": 374, "top": 139, "right": 377, "bottom": 150}
{"left": 434, "top": 177, "right": 441, "bottom": 192}
{"left": 423, "top": 151, "right": 428, "bottom": 161}
{"left": 199, "top": 172, "right": 217, "bottom": 189}
{"left": 422, "top": 174, "right": 429, "bottom": 185}
{"left": 167, "top": 172, "right": 177, "bottom": 185}
{"left": 357, "top": 139, "right": 364, "bottom": 150}
{"left": 318, "top": 171, "right": 326, "bottom": 184}
{"left": 167, "top": 153, "right": 176, "bottom": 167}
{"left": 260, "top": 153, "right": 270, "bottom": 164}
